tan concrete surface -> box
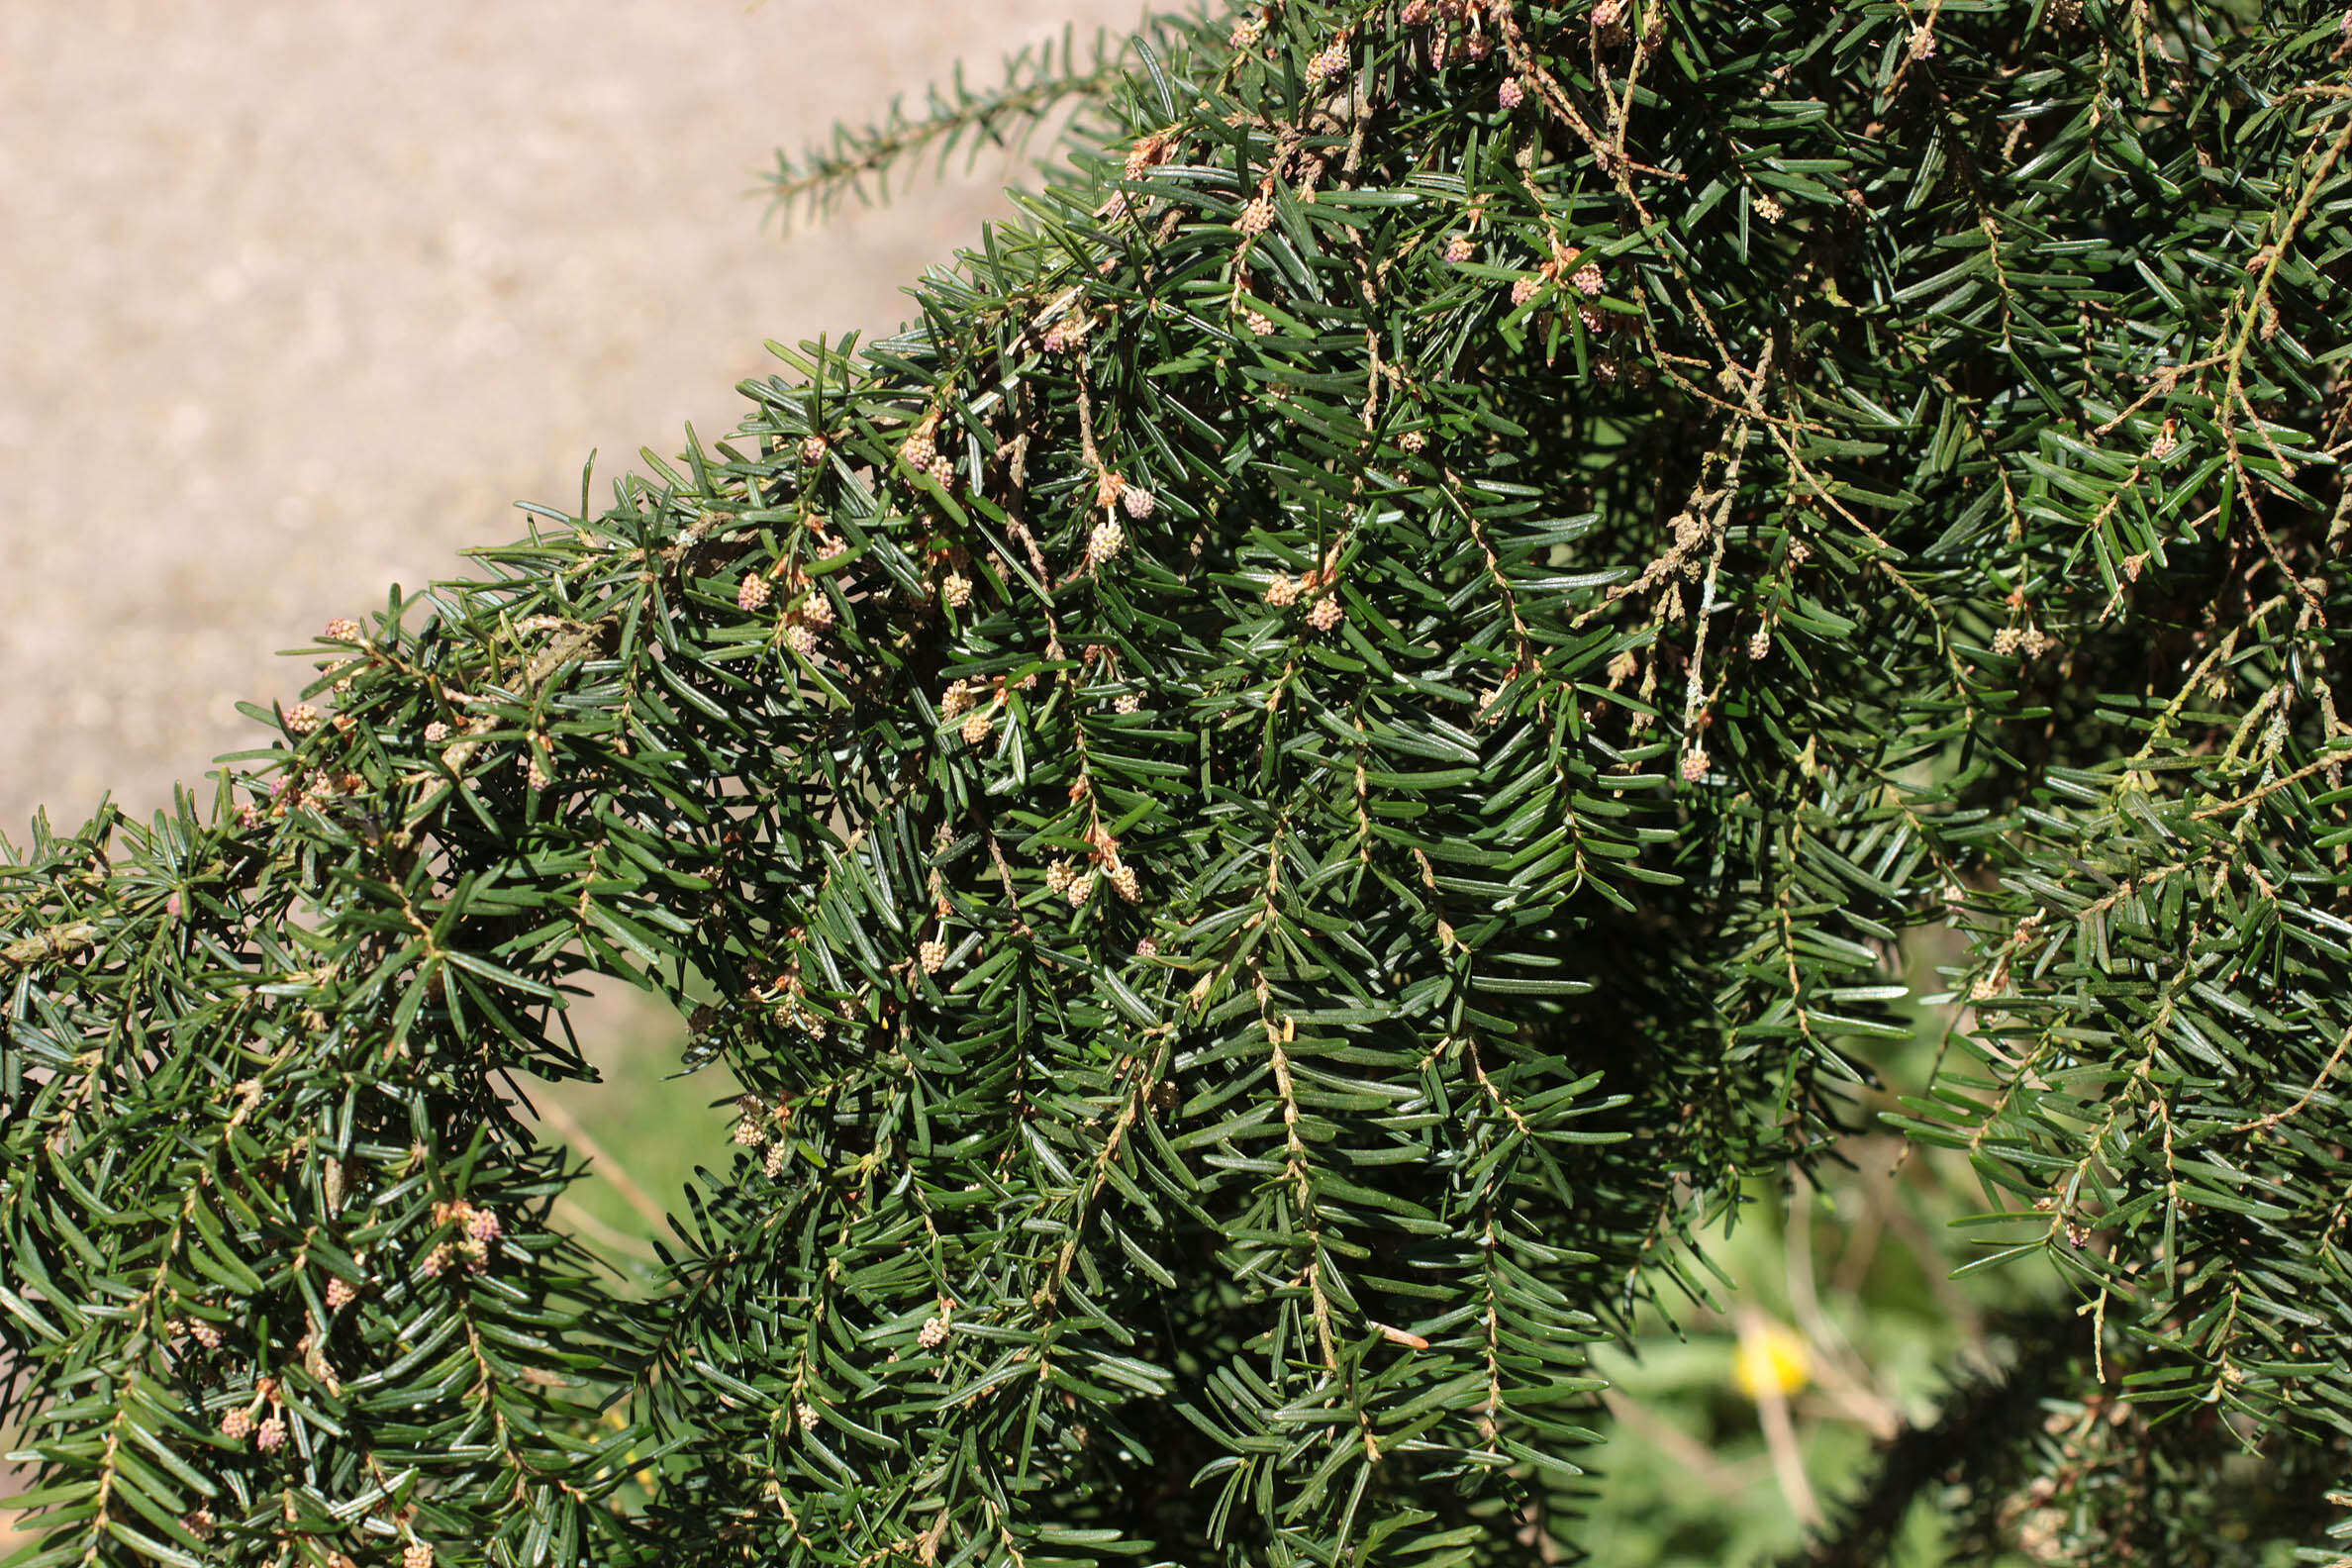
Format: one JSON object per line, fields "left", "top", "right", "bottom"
{"left": 0, "top": 0, "right": 1141, "bottom": 836}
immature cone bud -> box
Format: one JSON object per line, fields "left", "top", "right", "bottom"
{"left": 221, "top": 1409, "right": 254, "bottom": 1442}
{"left": 919, "top": 938, "right": 947, "bottom": 973}
{"left": 1236, "top": 197, "right": 1276, "bottom": 236}
{"left": 1573, "top": 262, "right": 1605, "bottom": 297}
{"left": 1306, "top": 43, "right": 1347, "bottom": 83}
{"left": 1401, "top": 0, "right": 1429, "bottom": 21}
{"left": 1265, "top": 574, "right": 1300, "bottom": 607}
{"left": 1245, "top": 310, "right": 1276, "bottom": 336}
{"left": 1511, "top": 275, "right": 1541, "bottom": 306}
{"left": 734, "top": 1117, "right": 765, "bottom": 1146}
{"left": 1498, "top": 79, "right": 1525, "bottom": 110}
{"left": 2149, "top": 429, "right": 2178, "bottom": 460}
{"left": 1109, "top": 861, "right": 1141, "bottom": 903}
{"left": 467, "top": 1207, "right": 501, "bottom": 1244}
{"left": 1135, "top": 936, "right": 1159, "bottom": 957}
{"left": 1752, "top": 192, "right": 1785, "bottom": 224}
{"left": 285, "top": 705, "right": 320, "bottom": 735}
{"left": 738, "top": 574, "right": 771, "bottom": 613}
{"left": 1680, "top": 748, "right": 1710, "bottom": 782}
{"left": 785, "top": 623, "right": 819, "bottom": 657}
{"left": 424, "top": 720, "right": 449, "bottom": 743}
{"left": 324, "top": 618, "right": 360, "bottom": 642}
{"left": 927, "top": 454, "right": 955, "bottom": 486}
{"left": 1066, "top": 872, "right": 1095, "bottom": 908}
{"left": 1308, "top": 596, "right": 1343, "bottom": 632}
{"left": 1114, "top": 692, "right": 1141, "bottom": 715}
{"left": 796, "top": 1401, "right": 820, "bottom": 1432}
{"left": 800, "top": 434, "right": 829, "bottom": 464}
{"left": 256, "top": 1417, "right": 287, "bottom": 1452}
{"left": 325, "top": 1277, "right": 356, "bottom": 1311}
{"left": 1087, "top": 519, "right": 1127, "bottom": 565}
{"left": 900, "top": 427, "right": 935, "bottom": 468}
{"left": 918, "top": 1316, "right": 950, "bottom": 1349}
{"left": 189, "top": 1319, "right": 223, "bottom": 1349}
{"left": 1748, "top": 628, "right": 1771, "bottom": 660}
{"left": 1445, "top": 234, "right": 1475, "bottom": 264}
{"left": 1398, "top": 429, "right": 1427, "bottom": 453}
{"left": 403, "top": 1544, "right": 435, "bottom": 1568}
{"left": 961, "top": 710, "right": 993, "bottom": 745}
{"left": 942, "top": 571, "right": 972, "bottom": 608}
{"left": 1046, "top": 860, "right": 1074, "bottom": 895}
{"left": 764, "top": 1141, "right": 788, "bottom": 1177}
{"left": 1121, "top": 485, "right": 1156, "bottom": 519}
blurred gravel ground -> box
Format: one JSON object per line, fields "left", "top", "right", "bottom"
{"left": 0, "top": 0, "right": 1139, "bottom": 834}
{"left": 0, "top": 0, "right": 1137, "bottom": 1543}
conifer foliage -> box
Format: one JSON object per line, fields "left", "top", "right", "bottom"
{"left": 8, "top": 1, "right": 2352, "bottom": 1562}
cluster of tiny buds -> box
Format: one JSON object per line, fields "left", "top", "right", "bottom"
{"left": 784, "top": 622, "right": 820, "bottom": 658}
{"left": 222, "top": 1408, "right": 255, "bottom": 1442}
{"left": 1228, "top": 15, "right": 1265, "bottom": 47}
{"left": 1040, "top": 315, "right": 1090, "bottom": 354}
{"left": 1308, "top": 596, "right": 1343, "bottom": 632}
{"left": 920, "top": 937, "right": 948, "bottom": 973}
{"left": 423, "top": 720, "right": 449, "bottom": 743}
{"left": 1125, "top": 133, "right": 1175, "bottom": 180}
{"left": 738, "top": 573, "right": 772, "bottom": 613}
{"left": 1752, "top": 192, "right": 1786, "bottom": 224}
{"left": 1244, "top": 309, "right": 1276, "bottom": 337}
{"left": 256, "top": 1416, "right": 287, "bottom": 1452}
{"left": 1445, "top": 234, "right": 1475, "bottom": 264}
{"left": 1511, "top": 275, "right": 1541, "bottom": 306}
{"left": 961, "top": 708, "right": 993, "bottom": 746}
{"left": 1748, "top": 627, "right": 1772, "bottom": 660}
{"left": 419, "top": 1199, "right": 501, "bottom": 1277}
{"left": 404, "top": 1542, "right": 435, "bottom": 1568}
{"left": 2148, "top": 420, "right": 2179, "bottom": 461}
{"left": 1108, "top": 859, "right": 1141, "bottom": 903}
{"left": 323, "top": 618, "right": 361, "bottom": 642}
{"left": 1067, "top": 871, "right": 1096, "bottom": 908}
{"left": 170, "top": 1316, "right": 226, "bottom": 1350}
{"left": 325, "top": 1276, "right": 357, "bottom": 1311}
{"left": 1573, "top": 261, "right": 1605, "bottom": 297}
{"left": 1087, "top": 518, "right": 1127, "bottom": 566}
{"left": 1122, "top": 484, "right": 1156, "bottom": 519}
{"left": 1909, "top": 24, "right": 1937, "bottom": 58}
{"left": 1498, "top": 78, "right": 1525, "bottom": 110}
{"left": 1305, "top": 41, "right": 1348, "bottom": 84}
{"left": 1135, "top": 935, "right": 1159, "bottom": 957}
{"left": 285, "top": 704, "right": 321, "bottom": 735}
{"left": 1680, "top": 747, "right": 1710, "bottom": 783}
{"left": 918, "top": 1313, "right": 952, "bottom": 1350}
{"left": 942, "top": 571, "right": 973, "bottom": 608}
{"left": 733, "top": 1092, "right": 794, "bottom": 1150}
{"left": 899, "top": 419, "right": 938, "bottom": 470}
{"left": 1236, "top": 196, "right": 1276, "bottom": 236}
{"left": 800, "top": 433, "right": 829, "bottom": 465}
{"left": 1398, "top": 429, "right": 1427, "bottom": 453}
{"left": 1114, "top": 691, "right": 1141, "bottom": 715}
{"left": 1991, "top": 626, "right": 2056, "bottom": 659}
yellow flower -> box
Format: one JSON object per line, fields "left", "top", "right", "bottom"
{"left": 1733, "top": 1318, "right": 1813, "bottom": 1401}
